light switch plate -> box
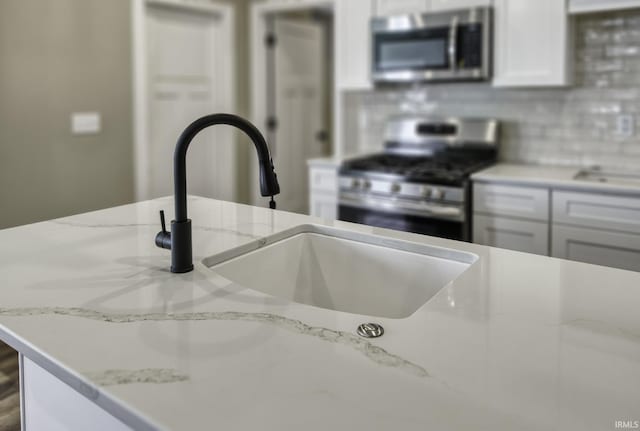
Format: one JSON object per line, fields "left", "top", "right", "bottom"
{"left": 71, "top": 112, "right": 101, "bottom": 135}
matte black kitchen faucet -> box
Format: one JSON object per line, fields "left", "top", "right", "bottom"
{"left": 155, "top": 113, "right": 280, "bottom": 273}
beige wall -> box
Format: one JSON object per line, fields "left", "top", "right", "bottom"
{"left": 0, "top": 0, "right": 134, "bottom": 229}
{"left": 0, "top": 0, "right": 259, "bottom": 229}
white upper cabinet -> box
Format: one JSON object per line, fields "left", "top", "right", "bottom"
{"left": 569, "top": 0, "right": 640, "bottom": 14}
{"left": 430, "top": 0, "right": 493, "bottom": 12}
{"left": 335, "top": 0, "right": 373, "bottom": 90}
{"left": 493, "top": 0, "right": 572, "bottom": 87}
{"left": 375, "top": 0, "right": 492, "bottom": 15}
{"left": 374, "top": 0, "right": 430, "bottom": 16}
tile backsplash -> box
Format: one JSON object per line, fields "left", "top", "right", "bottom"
{"left": 343, "top": 9, "right": 640, "bottom": 171}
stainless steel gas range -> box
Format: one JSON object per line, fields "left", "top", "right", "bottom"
{"left": 338, "top": 116, "right": 499, "bottom": 241}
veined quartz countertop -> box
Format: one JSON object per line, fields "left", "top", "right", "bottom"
{"left": 473, "top": 163, "right": 640, "bottom": 195}
{"left": 0, "top": 197, "right": 639, "bottom": 430}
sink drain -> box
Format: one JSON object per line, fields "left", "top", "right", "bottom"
{"left": 357, "top": 323, "right": 384, "bottom": 338}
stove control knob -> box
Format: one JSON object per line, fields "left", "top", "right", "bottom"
{"left": 363, "top": 180, "right": 372, "bottom": 190}
{"left": 420, "top": 186, "right": 432, "bottom": 198}
{"left": 391, "top": 183, "right": 401, "bottom": 193}
{"left": 431, "top": 188, "right": 445, "bottom": 200}
{"left": 351, "top": 179, "right": 362, "bottom": 189}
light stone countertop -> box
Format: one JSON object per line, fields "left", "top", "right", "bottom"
{"left": 306, "top": 156, "right": 343, "bottom": 167}
{"left": 306, "top": 153, "right": 365, "bottom": 168}
{"left": 473, "top": 163, "right": 640, "bottom": 195}
{"left": 0, "top": 196, "right": 639, "bottom": 430}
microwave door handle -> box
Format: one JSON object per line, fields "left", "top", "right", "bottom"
{"left": 448, "top": 15, "right": 459, "bottom": 71}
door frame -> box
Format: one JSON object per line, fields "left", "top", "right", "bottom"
{"left": 131, "top": 0, "right": 236, "bottom": 202}
{"left": 249, "top": 0, "right": 334, "bottom": 207}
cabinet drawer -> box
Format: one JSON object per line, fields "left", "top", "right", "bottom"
{"left": 553, "top": 191, "right": 640, "bottom": 234}
{"left": 309, "top": 167, "right": 337, "bottom": 193}
{"left": 552, "top": 225, "right": 640, "bottom": 272}
{"left": 473, "top": 215, "right": 549, "bottom": 255}
{"left": 474, "top": 183, "right": 549, "bottom": 221}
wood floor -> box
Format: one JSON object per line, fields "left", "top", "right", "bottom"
{"left": 0, "top": 343, "right": 19, "bottom": 431}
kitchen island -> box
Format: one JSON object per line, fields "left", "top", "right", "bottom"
{"left": 0, "top": 197, "right": 639, "bottom": 430}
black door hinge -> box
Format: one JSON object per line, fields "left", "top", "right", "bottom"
{"left": 265, "top": 33, "right": 277, "bottom": 48}
{"left": 266, "top": 116, "right": 278, "bottom": 131}
{"left": 316, "top": 130, "right": 329, "bottom": 142}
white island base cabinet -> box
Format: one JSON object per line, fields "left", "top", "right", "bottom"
{"left": 20, "top": 356, "right": 132, "bottom": 431}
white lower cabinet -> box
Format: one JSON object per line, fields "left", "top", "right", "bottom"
{"left": 473, "top": 182, "right": 550, "bottom": 255}
{"left": 552, "top": 190, "right": 640, "bottom": 272}
{"left": 552, "top": 225, "right": 640, "bottom": 272}
{"left": 474, "top": 214, "right": 549, "bottom": 255}
{"left": 310, "top": 192, "right": 338, "bottom": 220}
{"left": 308, "top": 164, "right": 338, "bottom": 219}
{"left": 21, "top": 356, "right": 132, "bottom": 431}
{"left": 473, "top": 181, "right": 640, "bottom": 271}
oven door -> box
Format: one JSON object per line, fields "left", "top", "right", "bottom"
{"left": 338, "top": 193, "right": 468, "bottom": 241}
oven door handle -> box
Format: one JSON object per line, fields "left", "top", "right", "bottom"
{"left": 339, "top": 193, "right": 464, "bottom": 221}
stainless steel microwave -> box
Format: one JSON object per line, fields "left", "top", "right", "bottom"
{"left": 371, "top": 7, "right": 492, "bottom": 83}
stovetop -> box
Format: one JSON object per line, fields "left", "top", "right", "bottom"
{"left": 339, "top": 151, "right": 497, "bottom": 186}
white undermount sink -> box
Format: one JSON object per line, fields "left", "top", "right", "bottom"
{"left": 204, "top": 225, "right": 477, "bottom": 319}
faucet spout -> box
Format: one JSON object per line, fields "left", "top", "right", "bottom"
{"left": 174, "top": 113, "right": 280, "bottom": 222}
{"left": 156, "top": 113, "right": 280, "bottom": 273}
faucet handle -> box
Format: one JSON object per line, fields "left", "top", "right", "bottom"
{"left": 155, "top": 210, "right": 172, "bottom": 249}
{"left": 159, "top": 210, "right": 167, "bottom": 233}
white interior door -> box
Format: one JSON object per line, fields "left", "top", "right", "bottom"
{"left": 146, "top": 4, "right": 235, "bottom": 201}
{"left": 271, "top": 17, "right": 328, "bottom": 214}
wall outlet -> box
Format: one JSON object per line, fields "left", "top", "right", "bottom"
{"left": 71, "top": 112, "right": 101, "bottom": 135}
{"left": 615, "top": 114, "right": 634, "bottom": 138}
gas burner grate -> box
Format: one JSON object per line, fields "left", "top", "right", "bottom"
{"left": 341, "top": 152, "right": 496, "bottom": 185}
